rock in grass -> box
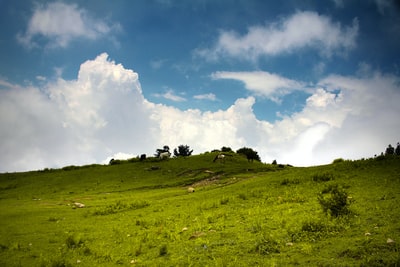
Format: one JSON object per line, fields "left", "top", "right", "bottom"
{"left": 387, "top": 238, "right": 395, "bottom": 244}
{"left": 187, "top": 187, "right": 195, "bottom": 193}
{"left": 74, "top": 202, "right": 85, "bottom": 208}
{"left": 189, "top": 232, "right": 206, "bottom": 240}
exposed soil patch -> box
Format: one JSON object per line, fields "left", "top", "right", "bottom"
{"left": 191, "top": 174, "right": 221, "bottom": 187}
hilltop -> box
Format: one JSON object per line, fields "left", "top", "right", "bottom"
{"left": 0, "top": 153, "right": 399, "bottom": 266}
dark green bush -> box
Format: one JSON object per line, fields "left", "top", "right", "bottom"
{"left": 159, "top": 244, "right": 168, "bottom": 256}
{"left": 252, "top": 235, "right": 280, "bottom": 255}
{"left": 332, "top": 158, "right": 345, "bottom": 164}
{"left": 92, "top": 200, "right": 150, "bottom": 216}
{"left": 65, "top": 235, "right": 84, "bottom": 249}
{"left": 280, "top": 178, "right": 300, "bottom": 185}
{"left": 312, "top": 172, "right": 334, "bottom": 182}
{"left": 318, "top": 184, "right": 350, "bottom": 217}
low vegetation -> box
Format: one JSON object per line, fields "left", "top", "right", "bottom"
{"left": 0, "top": 152, "right": 399, "bottom": 266}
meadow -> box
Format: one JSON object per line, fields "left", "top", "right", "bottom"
{"left": 0, "top": 153, "right": 399, "bottom": 266}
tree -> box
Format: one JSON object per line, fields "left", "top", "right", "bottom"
{"left": 236, "top": 147, "right": 261, "bottom": 162}
{"left": 221, "top": 146, "right": 233, "bottom": 153}
{"left": 396, "top": 142, "right": 400, "bottom": 156}
{"left": 155, "top": 145, "right": 170, "bottom": 157}
{"left": 173, "top": 145, "right": 193, "bottom": 157}
{"left": 385, "top": 144, "right": 395, "bottom": 156}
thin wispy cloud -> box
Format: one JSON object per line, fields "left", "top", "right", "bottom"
{"left": 193, "top": 93, "right": 217, "bottom": 101}
{"left": 153, "top": 89, "right": 187, "bottom": 102}
{"left": 211, "top": 71, "right": 306, "bottom": 102}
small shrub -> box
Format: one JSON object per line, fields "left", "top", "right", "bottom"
{"left": 301, "top": 220, "right": 328, "bottom": 233}
{"left": 312, "top": 172, "right": 334, "bottom": 182}
{"left": 135, "top": 244, "right": 143, "bottom": 256}
{"left": 48, "top": 217, "right": 59, "bottom": 222}
{"left": 252, "top": 235, "right": 280, "bottom": 255}
{"left": 62, "top": 165, "right": 79, "bottom": 171}
{"left": 237, "top": 193, "right": 248, "bottom": 200}
{"left": 248, "top": 221, "right": 263, "bottom": 234}
{"left": 318, "top": 184, "right": 350, "bottom": 217}
{"left": 49, "top": 258, "right": 70, "bottom": 267}
{"left": 332, "top": 158, "right": 345, "bottom": 164}
{"left": 92, "top": 200, "right": 150, "bottom": 216}
{"left": 65, "top": 235, "right": 84, "bottom": 249}
{"left": 280, "top": 178, "right": 300, "bottom": 185}
{"left": 289, "top": 219, "right": 342, "bottom": 242}
{"left": 0, "top": 244, "right": 8, "bottom": 251}
{"left": 159, "top": 244, "right": 168, "bottom": 256}
{"left": 220, "top": 196, "right": 230, "bottom": 205}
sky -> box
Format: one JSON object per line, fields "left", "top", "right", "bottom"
{"left": 1, "top": 0, "right": 400, "bottom": 172}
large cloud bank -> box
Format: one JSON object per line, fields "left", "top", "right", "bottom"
{"left": 1, "top": 53, "right": 399, "bottom": 172}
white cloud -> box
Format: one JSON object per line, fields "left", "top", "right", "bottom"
{"left": 0, "top": 53, "right": 156, "bottom": 171}
{"left": 374, "top": 0, "right": 392, "bottom": 14}
{"left": 36, "top": 75, "right": 46, "bottom": 81}
{"left": 193, "top": 93, "right": 217, "bottom": 101}
{"left": 102, "top": 152, "right": 136, "bottom": 165}
{"left": 150, "top": 59, "right": 168, "bottom": 70}
{"left": 153, "top": 89, "right": 187, "bottom": 102}
{"left": 332, "top": 0, "right": 344, "bottom": 8}
{"left": 17, "top": 2, "right": 120, "bottom": 48}
{"left": 1, "top": 54, "right": 399, "bottom": 172}
{"left": 196, "top": 11, "right": 358, "bottom": 61}
{"left": 211, "top": 71, "right": 305, "bottom": 102}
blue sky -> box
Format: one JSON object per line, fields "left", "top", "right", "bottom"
{"left": 1, "top": 0, "right": 400, "bottom": 172}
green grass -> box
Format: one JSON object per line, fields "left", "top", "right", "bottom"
{"left": 0, "top": 153, "right": 399, "bottom": 266}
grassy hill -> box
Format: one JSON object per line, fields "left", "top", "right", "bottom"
{"left": 0, "top": 153, "right": 399, "bottom": 266}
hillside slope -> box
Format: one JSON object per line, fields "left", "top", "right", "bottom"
{"left": 0, "top": 154, "right": 399, "bottom": 266}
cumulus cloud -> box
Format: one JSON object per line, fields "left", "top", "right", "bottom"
{"left": 196, "top": 11, "right": 358, "bottom": 61}
{"left": 211, "top": 71, "right": 305, "bottom": 102}
{"left": 1, "top": 54, "right": 399, "bottom": 172}
{"left": 17, "top": 2, "right": 120, "bottom": 48}
{"left": 313, "top": 72, "right": 400, "bottom": 160}
{"left": 0, "top": 53, "right": 156, "bottom": 171}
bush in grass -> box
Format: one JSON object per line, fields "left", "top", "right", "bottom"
{"left": 318, "top": 184, "right": 350, "bottom": 217}
{"left": 109, "top": 158, "right": 123, "bottom": 165}
{"left": 332, "top": 158, "right": 345, "bottom": 164}
{"left": 280, "top": 178, "right": 300, "bottom": 185}
{"left": 48, "top": 258, "right": 70, "bottom": 267}
{"left": 252, "top": 235, "right": 280, "bottom": 255}
{"left": 159, "top": 244, "right": 168, "bottom": 256}
{"left": 65, "top": 235, "right": 84, "bottom": 249}
{"left": 220, "top": 196, "right": 230, "bottom": 205}
{"left": 289, "top": 219, "right": 343, "bottom": 242}
{"left": 221, "top": 146, "right": 233, "bottom": 153}
{"left": 62, "top": 165, "right": 79, "bottom": 171}
{"left": 92, "top": 200, "right": 150, "bottom": 216}
{"left": 312, "top": 172, "right": 334, "bottom": 182}
{"left": 0, "top": 244, "right": 8, "bottom": 251}
{"left": 236, "top": 147, "right": 261, "bottom": 162}
{"left": 173, "top": 144, "right": 193, "bottom": 157}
